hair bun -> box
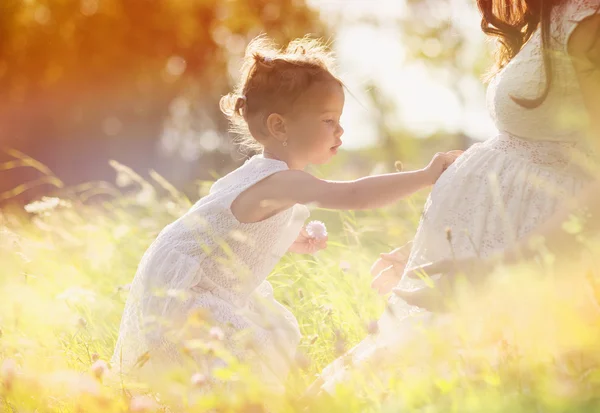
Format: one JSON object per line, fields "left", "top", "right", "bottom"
{"left": 219, "top": 93, "right": 245, "bottom": 118}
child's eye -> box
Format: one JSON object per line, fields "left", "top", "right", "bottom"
{"left": 323, "top": 119, "right": 335, "bottom": 124}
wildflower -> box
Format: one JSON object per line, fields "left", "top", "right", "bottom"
{"left": 1, "top": 359, "right": 17, "bottom": 391}
{"left": 191, "top": 373, "right": 207, "bottom": 387}
{"left": 45, "top": 370, "right": 100, "bottom": 396}
{"left": 130, "top": 395, "right": 159, "bottom": 412}
{"left": 334, "top": 337, "right": 346, "bottom": 356}
{"left": 209, "top": 327, "right": 225, "bottom": 341}
{"left": 306, "top": 220, "right": 328, "bottom": 240}
{"left": 367, "top": 320, "right": 379, "bottom": 335}
{"left": 321, "top": 304, "right": 333, "bottom": 316}
{"left": 90, "top": 360, "right": 109, "bottom": 380}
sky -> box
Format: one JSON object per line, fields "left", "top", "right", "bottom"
{"left": 308, "top": 0, "right": 498, "bottom": 148}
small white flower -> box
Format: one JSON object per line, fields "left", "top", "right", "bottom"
{"left": 209, "top": 326, "right": 225, "bottom": 341}
{"left": 306, "top": 220, "right": 328, "bottom": 240}
{"left": 45, "top": 370, "right": 100, "bottom": 396}
{"left": 130, "top": 395, "right": 159, "bottom": 412}
{"left": 191, "top": 372, "right": 207, "bottom": 387}
{"left": 90, "top": 359, "right": 109, "bottom": 379}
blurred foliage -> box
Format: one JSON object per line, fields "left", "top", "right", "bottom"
{"left": 312, "top": 0, "right": 492, "bottom": 166}
{"left": 1, "top": 158, "right": 600, "bottom": 412}
{"left": 0, "top": 0, "right": 324, "bottom": 106}
{"left": 0, "top": 0, "right": 326, "bottom": 201}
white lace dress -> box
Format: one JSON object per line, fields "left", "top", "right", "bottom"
{"left": 320, "top": 0, "right": 599, "bottom": 392}
{"left": 111, "top": 155, "right": 308, "bottom": 391}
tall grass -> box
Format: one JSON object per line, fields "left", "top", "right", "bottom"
{"left": 1, "top": 154, "right": 599, "bottom": 412}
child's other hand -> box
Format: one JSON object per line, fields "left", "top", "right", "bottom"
{"left": 288, "top": 227, "right": 328, "bottom": 254}
{"left": 423, "top": 150, "right": 463, "bottom": 184}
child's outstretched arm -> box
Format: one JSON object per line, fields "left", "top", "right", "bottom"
{"left": 231, "top": 151, "right": 461, "bottom": 223}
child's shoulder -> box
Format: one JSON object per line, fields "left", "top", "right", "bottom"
{"left": 209, "top": 155, "right": 296, "bottom": 195}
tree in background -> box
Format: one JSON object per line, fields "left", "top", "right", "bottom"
{"left": 398, "top": 0, "right": 492, "bottom": 149}
{"left": 329, "top": 0, "right": 492, "bottom": 164}
{"left": 0, "top": 0, "right": 326, "bottom": 201}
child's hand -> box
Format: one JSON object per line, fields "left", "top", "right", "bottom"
{"left": 370, "top": 242, "right": 412, "bottom": 295}
{"left": 288, "top": 227, "right": 328, "bottom": 254}
{"left": 423, "top": 150, "right": 463, "bottom": 184}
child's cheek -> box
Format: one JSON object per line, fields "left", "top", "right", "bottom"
{"left": 301, "top": 123, "right": 322, "bottom": 139}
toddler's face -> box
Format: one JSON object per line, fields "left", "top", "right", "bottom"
{"left": 285, "top": 80, "right": 345, "bottom": 165}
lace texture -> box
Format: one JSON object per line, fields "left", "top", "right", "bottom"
{"left": 486, "top": 0, "right": 598, "bottom": 142}
{"left": 111, "top": 155, "right": 309, "bottom": 390}
{"left": 320, "top": 0, "right": 599, "bottom": 392}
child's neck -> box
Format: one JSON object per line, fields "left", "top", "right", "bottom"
{"left": 262, "top": 148, "right": 306, "bottom": 170}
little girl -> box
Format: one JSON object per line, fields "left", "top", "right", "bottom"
{"left": 111, "top": 35, "right": 461, "bottom": 391}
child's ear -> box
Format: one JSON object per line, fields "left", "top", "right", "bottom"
{"left": 265, "top": 113, "right": 287, "bottom": 143}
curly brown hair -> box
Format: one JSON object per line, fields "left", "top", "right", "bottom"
{"left": 220, "top": 35, "right": 342, "bottom": 151}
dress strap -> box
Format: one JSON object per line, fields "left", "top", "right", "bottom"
{"left": 209, "top": 154, "right": 289, "bottom": 196}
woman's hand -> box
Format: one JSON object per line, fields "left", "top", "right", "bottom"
{"left": 370, "top": 242, "right": 412, "bottom": 295}
{"left": 393, "top": 257, "right": 495, "bottom": 311}
{"left": 288, "top": 227, "right": 328, "bottom": 254}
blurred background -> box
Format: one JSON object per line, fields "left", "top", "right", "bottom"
{"left": 4, "top": 4, "right": 600, "bottom": 411}
{"left": 0, "top": 0, "right": 497, "bottom": 205}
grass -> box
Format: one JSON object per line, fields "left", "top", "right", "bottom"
{"left": 1, "top": 153, "right": 600, "bottom": 412}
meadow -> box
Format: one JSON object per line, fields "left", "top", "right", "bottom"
{"left": 1, "top": 151, "right": 600, "bottom": 412}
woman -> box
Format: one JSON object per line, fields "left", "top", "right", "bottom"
{"left": 318, "top": 0, "right": 600, "bottom": 392}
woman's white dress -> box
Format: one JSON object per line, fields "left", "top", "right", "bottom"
{"left": 320, "top": 0, "right": 599, "bottom": 392}
{"left": 111, "top": 155, "right": 308, "bottom": 391}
